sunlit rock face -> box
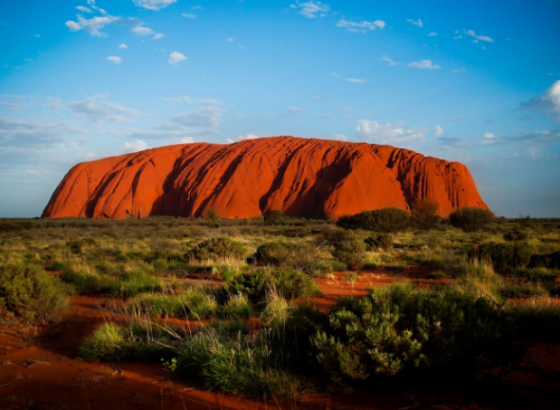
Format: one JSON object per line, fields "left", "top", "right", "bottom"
{"left": 42, "top": 136, "right": 488, "bottom": 219}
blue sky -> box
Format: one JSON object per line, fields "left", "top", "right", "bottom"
{"left": 1, "top": 0, "right": 559, "bottom": 218}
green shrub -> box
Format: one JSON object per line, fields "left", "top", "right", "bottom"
{"left": 253, "top": 241, "right": 324, "bottom": 274}
{"left": 0, "top": 263, "right": 72, "bottom": 323}
{"left": 221, "top": 293, "right": 253, "bottom": 318}
{"left": 206, "top": 207, "right": 220, "bottom": 224}
{"left": 128, "top": 287, "right": 218, "bottom": 318}
{"left": 529, "top": 251, "right": 560, "bottom": 269}
{"left": 503, "top": 230, "right": 528, "bottom": 242}
{"left": 81, "top": 323, "right": 128, "bottom": 361}
{"left": 513, "top": 267, "right": 558, "bottom": 283}
{"left": 364, "top": 233, "right": 393, "bottom": 251}
{"left": 263, "top": 210, "right": 283, "bottom": 226}
{"left": 469, "top": 242, "right": 532, "bottom": 275}
{"left": 449, "top": 207, "right": 494, "bottom": 232}
{"left": 331, "top": 240, "right": 366, "bottom": 268}
{"left": 185, "top": 237, "right": 247, "bottom": 261}
{"left": 311, "top": 283, "right": 521, "bottom": 383}
{"left": 218, "top": 268, "right": 321, "bottom": 303}
{"left": 411, "top": 198, "right": 441, "bottom": 230}
{"left": 337, "top": 208, "right": 410, "bottom": 233}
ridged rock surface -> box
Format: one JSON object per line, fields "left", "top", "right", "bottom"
{"left": 42, "top": 136, "right": 488, "bottom": 219}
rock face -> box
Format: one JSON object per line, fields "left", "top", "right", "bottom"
{"left": 42, "top": 136, "right": 488, "bottom": 219}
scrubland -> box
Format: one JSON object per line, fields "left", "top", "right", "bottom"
{"left": 1, "top": 210, "right": 560, "bottom": 408}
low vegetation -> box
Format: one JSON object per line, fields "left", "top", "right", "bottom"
{"left": 1, "top": 211, "right": 560, "bottom": 401}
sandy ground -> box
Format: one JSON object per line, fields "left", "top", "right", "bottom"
{"left": 1, "top": 269, "right": 560, "bottom": 410}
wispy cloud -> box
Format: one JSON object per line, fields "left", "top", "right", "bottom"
{"left": 75, "top": 5, "right": 92, "bottom": 13}
{"left": 290, "top": 1, "right": 330, "bottom": 18}
{"left": 428, "top": 32, "right": 437, "bottom": 37}
{"left": 381, "top": 56, "right": 397, "bottom": 66}
{"left": 121, "top": 139, "right": 149, "bottom": 153}
{"left": 283, "top": 107, "right": 304, "bottom": 116}
{"left": 182, "top": 12, "right": 197, "bottom": 19}
{"left": 169, "top": 51, "right": 187, "bottom": 65}
{"left": 132, "top": 0, "right": 177, "bottom": 11}
{"left": 452, "top": 68, "right": 467, "bottom": 73}
{"left": 435, "top": 125, "right": 443, "bottom": 136}
{"left": 226, "top": 37, "right": 234, "bottom": 43}
{"left": 457, "top": 29, "right": 495, "bottom": 43}
{"left": 65, "top": 15, "right": 119, "bottom": 36}
{"left": 118, "top": 43, "right": 128, "bottom": 49}
{"left": 406, "top": 18, "right": 423, "bottom": 28}
{"left": 67, "top": 95, "right": 140, "bottom": 124}
{"left": 337, "top": 19, "right": 385, "bottom": 33}
{"left": 132, "top": 25, "right": 163, "bottom": 40}
{"left": 356, "top": 120, "right": 426, "bottom": 145}
{"left": 408, "top": 60, "right": 441, "bottom": 70}
{"left": 171, "top": 106, "right": 223, "bottom": 127}
{"left": 106, "top": 56, "right": 122, "bottom": 64}
{"left": 521, "top": 80, "right": 560, "bottom": 123}
{"left": 331, "top": 72, "right": 366, "bottom": 83}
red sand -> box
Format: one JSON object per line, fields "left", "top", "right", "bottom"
{"left": 42, "top": 136, "right": 488, "bottom": 219}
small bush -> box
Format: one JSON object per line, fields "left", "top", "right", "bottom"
{"left": 337, "top": 208, "right": 410, "bottom": 233}
{"left": 218, "top": 268, "right": 321, "bottom": 303}
{"left": 128, "top": 287, "right": 218, "bottom": 318}
{"left": 0, "top": 263, "right": 71, "bottom": 323}
{"left": 364, "top": 233, "right": 393, "bottom": 251}
{"left": 503, "top": 230, "right": 528, "bottom": 242}
{"left": 312, "top": 283, "right": 521, "bottom": 384}
{"left": 529, "top": 251, "right": 560, "bottom": 269}
{"left": 221, "top": 293, "right": 253, "bottom": 318}
{"left": 469, "top": 242, "right": 532, "bottom": 275}
{"left": 411, "top": 198, "right": 441, "bottom": 230}
{"left": 186, "top": 237, "right": 247, "bottom": 262}
{"left": 449, "top": 207, "right": 494, "bottom": 232}
{"left": 263, "top": 210, "right": 283, "bottom": 226}
{"left": 206, "top": 207, "right": 220, "bottom": 224}
{"left": 81, "top": 323, "right": 128, "bottom": 361}
{"left": 331, "top": 240, "right": 366, "bottom": 268}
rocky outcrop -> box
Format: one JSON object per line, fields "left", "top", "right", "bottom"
{"left": 42, "top": 136, "right": 488, "bottom": 219}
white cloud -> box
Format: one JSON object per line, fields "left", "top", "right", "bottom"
{"left": 452, "top": 68, "right": 467, "bottom": 73}
{"left": 428, "top": 32, "right": 437, "bottom": 37}
{"left": 336, "top": 19, "right": 385, "bottom": 33}
{"left": 521, "top": 80, "right": 560, "bottom": 123}
{"left": 290, "top": 1, "right": 330, "bottom": 18}
{"left": 118, "top": 43, "right": 128, "bottom": 49}
{"left": 226, "top": 138, "right": 234, "bottom": 144}
{"left": 226, "top": 37, "right": 234, "bottom": 43}
{"left": 481, "top": 132, "right": 497, "bottom": 145}
{"left": 67, "top": 96, "right": 140, "bottom": 124}
{"left": 238, "top": 134, "right": 260, "bottom": 140}
{"left": 333, "top": 133, "right": 348, "bottom": 141}
{"left": 86, "top": 0, "right": 107, "bottom": 15}
{"left": 331, "top": 72, "right": 366, "bottom": 83}
{"left": 463, "top": 29, "right": 494, "bottom": 43}
{"left": 76, "top": 6, "right": 92, "bottom": 13}
{"left": 180, "top": 137, "right": 194, "bottom": 144}
{"left": 182, "top": 13, "right": 197, "bottom": 18}
{"left": 356, "top": 120, "right": 426, "bottom": 145}
{"left": 435, "top": 125, "right": 443, "bottom": 136}
{"left": 406, "top": 18, "right": 423, "bottom": 28}
{"left": 381, "top": 56, "right": 397, "bottom": 67}
{"left": 169, "top": 51, "right": 187, "bottom": 65}
{"left": 106, "top": 56, "right": 122, "bottom": 64}
{"left": 121, "top": 139, "right": 149, "bottom": 153}
{"left": 132, "top": 25, "right": 154, "bottom": 35}
{"left": 408, "top": 60, "right": 441, "bottom": 70}
{"left": 171, "top": 106, "right": 223, "bottom": 127}
{"left": 65, "top": 15, "right": 119, "bottom": 36}
{"left": 284, "top": 107, "right": 304, "bottom": 116}
{"left": 132, "top": 0, "right": 177, "bottom": 11}
{"left": 152, "top": 33, "right": 164, "bottom": 40}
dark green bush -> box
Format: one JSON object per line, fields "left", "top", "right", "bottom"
{"left": 185, "top": 237, "right": 247, "bottom": 261}
{"left": 0, "top": 263, "right": 72, "bottom": 323}
{"left": 263, "top": 210, "right": 283, "bottom": 226}
{"left": 331, "top": 240, "right": 366, "bottom": 268}
{"left": 449, "top": 207, "right": 494, "bottom": 232}
{"left": 468, "top": 242, "right": 532, "bottom": 275}
{"left": 311, "top": 284, "right": 521, "bottom": 384}
{"left": 529, "top": 251, "right": 560, "bottom": 269}
{"left": 337, "top": 208, "right": 410, "bottom": 233}
{"left": 218, "top": 268, "right": 321, "bottom": 303}
{"left": 503, "top": 230, "right": 528, "bottom": 242}
{"left": 364, "top": 233, "right": 393, "bottom": 251}
{"left": 411, "top": 198, "right": 441, "bottom": 230}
